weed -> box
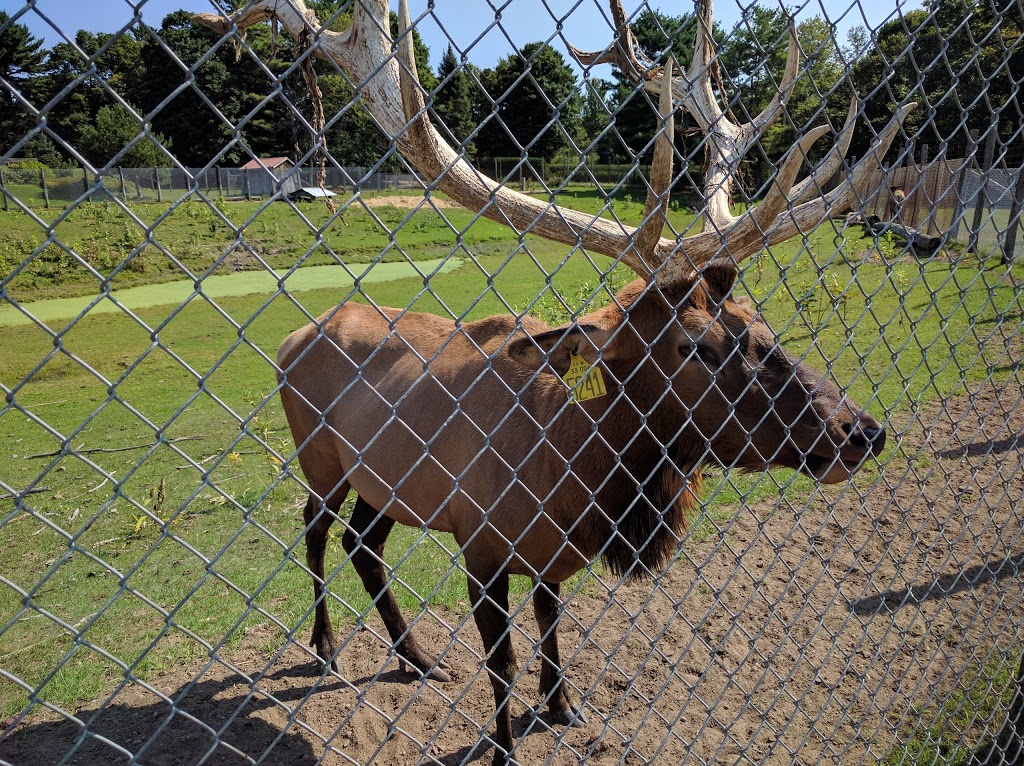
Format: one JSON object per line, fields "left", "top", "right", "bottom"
{"left": 518, "top": 267, "right": 631, "bottom": 326}
{"left": 882, "top": 652, "right": 1020, "bottom": 765}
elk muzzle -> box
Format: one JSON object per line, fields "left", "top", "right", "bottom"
{"left": 798, "top": 402, "right": 887, "bottom": 484}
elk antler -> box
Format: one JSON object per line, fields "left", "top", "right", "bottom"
{"left": 194, "top": 0, "right": 913, "bottom": 284}
{"left": 568, "top": 0, "right": 916, "bottom": 279}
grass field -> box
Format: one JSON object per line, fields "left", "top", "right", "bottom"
{"left": 2, "top": 188, "right": 1023, "bottom": 758}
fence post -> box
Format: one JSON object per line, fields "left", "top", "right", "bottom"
{"left": 917, "top": 143, "right": 930, "bottom": 234}
{"left": 217, "top": 167, "right": 224, "bottom": 198}
{"left": 118, "top": 167, "right": 127, "bottom": 201}
{"left": 243, "top": 168, "right": 251, "bottom": 200}
{"left": 39, "top": 168, "right": 49, "bottom": 208}
{"left": 0, "top": 168, "right": 7, "bottom": 212}
{"left": 969, "top": 128, "right": 998, "bottom": 254}
{"left": 950, "top": 129, "right": 978, "bottom": 241}
{"left": 903, "top": 142, "right": 926, "bottom": 229}
{"left": 154, "top": 167, "right": 162, "bottom": 203}
{"left": 1003, "top": 165, "right": 1024, "bottom": 264}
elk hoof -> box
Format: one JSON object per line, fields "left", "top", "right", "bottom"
{"left": 490, "top": 745, "right": 519, "bottom": 766}
{"left": 310, "top": 631, "right": 339, "bottom": 673}
{"left": 551, "top": 706, "right": 588, "bottom": 728}
{"left": 549, "top": 689, "right": 588, "bottom": 727}
{"left": 398, "top": 654, "right": 451, "bottom": 682}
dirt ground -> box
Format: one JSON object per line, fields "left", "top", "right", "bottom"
{"left": 3, "top": 363, "right": 1023, "bottom": 765}
{"left": 361, "top": 194, "right": 462, "bottom": 210}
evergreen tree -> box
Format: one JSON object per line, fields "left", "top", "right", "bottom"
{"left": 0, "top": 11, "right": 47, "bottom": 156}
{"left": 434, "top": 45, "right": 475, "bottom": 150}
{"left": 475, "top": 42, "right": 582, "bottom": 163}
{"left": 78, "top": 103, "right": 171, "bottom": 168}
{"left": 135, "top": 11, "right": 241, "bottom": 166}
{"left": 600, "top": 10, "right": 701, "bottom": 195}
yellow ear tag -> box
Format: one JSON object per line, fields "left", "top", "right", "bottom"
{"left": 563, "top": 353, "right": 607, "bottom": 403}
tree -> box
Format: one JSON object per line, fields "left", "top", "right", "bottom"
{"left": 135, "top": 11, "right": 241, "bottom": 166}
{"left": 434, "top": 45, "right": 475, "bottom": 150}
{"left": 78, "top": 103, "right": 171, "bottom": 168}
{"left": 579, "top": 77, "right": 615, "bottom": 162}
{"left": 0, "top": 11, "right": 47, "bottom": 155}
{"left": 717, "top": 6, "right": 790, "bottom": 125}
{"left": 40, "top": 30, "right": 146, "bottom": 164}
{"left": 851, "top": 0, "right": 1023, "bottom": 159}
{"left": 599, "top": 9, "right": 704, "bottom": 196}
{"left": 475, "top": 42, "right": 582, "bottom": 163}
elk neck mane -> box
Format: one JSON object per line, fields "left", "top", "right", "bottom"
{"left": 550, "top": 283, "right": 707, "bottom": 582}
{"left": 586, "top": 378, "right": 706, "bottom": 582}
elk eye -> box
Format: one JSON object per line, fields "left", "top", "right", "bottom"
{"left": 680, "top": 342, "right": 718, "bottom": 366}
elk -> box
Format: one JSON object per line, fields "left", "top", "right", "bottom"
{"left": 197, "top": 1, "right": 911, "bottom": 763}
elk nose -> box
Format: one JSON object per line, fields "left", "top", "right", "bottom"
{"left": 843, "top": 422, "right": 887, "bottom": 454}
{"left": 862, "top": 425, "right": 886, "bottom": 453}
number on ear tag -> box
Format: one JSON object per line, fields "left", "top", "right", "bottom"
{"left": 563, "top": 353, "right": 607, "bottom": 403}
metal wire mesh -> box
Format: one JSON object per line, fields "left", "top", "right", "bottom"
{"left": 1, "top": 1, "right": 1023, "bottom": 765}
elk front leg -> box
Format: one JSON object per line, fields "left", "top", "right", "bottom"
{"left": 468, "top": 569, "right": 519, "bottom": 766}
{"left": 304, "top": 491, "right": 344, "bottom": 672}
{"left": 533, "top": 580, "right": 587, "bottom": 726}
{"left": 343, "top": 497, "right": 450, "bottom": 681}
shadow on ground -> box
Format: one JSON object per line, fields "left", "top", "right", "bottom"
{"left": 0, "top": 671, "right": 321, "bottom": 766}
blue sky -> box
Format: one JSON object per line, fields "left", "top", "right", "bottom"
{"left": 3, "top": 0, "right": 923, "bottom": 71}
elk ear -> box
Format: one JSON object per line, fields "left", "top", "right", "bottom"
{"left": 508, "top": 323, "right": 616, "bottom": 376}
{"left": 733, "top": 294, "right": 753, "bottom": 310}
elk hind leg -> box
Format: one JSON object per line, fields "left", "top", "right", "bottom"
{"left": 343, "top": 496, "right": 450, "bottom": 682}
{"left": 468, "top": 568, "right": 518, "bottom": 766}
{"left": 304, "top": 488, "right": 347, "bottom": 672}
{"left": 533, "top": 580, "right": 587, "bottom": 726}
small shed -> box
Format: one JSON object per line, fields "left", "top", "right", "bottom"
{"left": 239, "top": 157, "right": 300, "bottom": 197}
{"left": 287, "top": 186, "right": 338, "bottom": 202}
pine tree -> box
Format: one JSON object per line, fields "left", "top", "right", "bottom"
{"left": 0, "top": 11, "right": 47, "bottom": 155}
{"left": 434, "top": 45, "right": 475, "bottom": 150}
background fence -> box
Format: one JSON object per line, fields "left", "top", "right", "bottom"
{"left": 7, "top": 158, "right": 1021, "bottom": 262}
{"left": 1, "top": 1, "right": 1023, "bottom": 765}
{"left": 0, "top": 166, "right": 420, "bottom": 207}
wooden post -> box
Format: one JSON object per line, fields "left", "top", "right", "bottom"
{"left": 217, "top": 167, "right": 224, "bottom": 198}
{"left": 969, "top": 128, "right": 998, "bottom": 254}
{"left": 915, "top": 143, "right": 929, "bottom": 234}
{"left": 243, "top": 168, "right": 251, "bottom": 200}
{"left": 0, "top": 168, "right": 7, "bottom": 212}
{"left": 902, "top": 142, "right": 925, "bottom": 229}
{"left": 39, "top": 168, "right": 49, "bottom": 208}
{"left": 118, "top": 167, "right": 127, "bottom": 200}
{"left": 154, "top": 167, "right": 162, "bottom": 203}
{"left": 1003, "top": 164, "right": 1024, "bottom": 264}
{"left": 950, "top": 129, "right": 978, "bottom": 241}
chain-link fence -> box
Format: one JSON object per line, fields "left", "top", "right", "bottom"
{"left": 1, "top": 0, "right": 1023, "bottom": 765}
